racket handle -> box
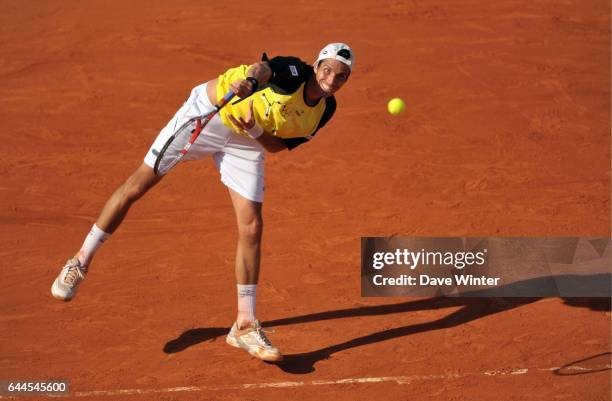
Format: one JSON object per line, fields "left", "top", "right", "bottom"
{"left": 216, "top": 91, "right": 236, "bottom": 110}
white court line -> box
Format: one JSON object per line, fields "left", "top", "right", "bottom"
{"left": 0, "top": 364, "right": 609, "bottom": 399}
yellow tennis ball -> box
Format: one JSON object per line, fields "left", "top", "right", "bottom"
{"left": 387, "top": 98, "right": 405, "bottom": 115}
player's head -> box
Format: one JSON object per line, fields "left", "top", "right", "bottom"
{"left": 313, "top": 43, "right": 353, "bottom": 97}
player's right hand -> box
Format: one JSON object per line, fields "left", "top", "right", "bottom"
{"left": 229, "top": 79, "right": 256, "bottom": 98}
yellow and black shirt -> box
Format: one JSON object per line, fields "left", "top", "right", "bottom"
{"left": 216, "top": 53, "right": 336, "bottom": 150}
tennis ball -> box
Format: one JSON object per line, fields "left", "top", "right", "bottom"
{"left": 387, "top": 98, "right": 405, "bottom": 115}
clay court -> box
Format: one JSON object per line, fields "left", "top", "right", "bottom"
{"left": 1, "top": 0, "right": 610, "bottom": 400}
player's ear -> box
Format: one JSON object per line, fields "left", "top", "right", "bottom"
{"left": 259, "top": 61, "right": 273, "bottom": 83}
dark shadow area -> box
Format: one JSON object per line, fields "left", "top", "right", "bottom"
{"left": 163, "top": 297, "right": 530, "bottom": 354}
{"left": 276, "top": 297, "right": 536, "bottom": 373}
{"left": 553, "top": 352, "right": 611, "bottom": 376}
{"left": 163, "top": 273, "right": 610, "bottom": 374}
{"left": 561, "top": 297, "right": 611, "bottom": 311}
{"left": 163, "top": 327, "right": 227, "bottom": 353}
{"left": 449, "top": 273, "right": 610, "bottom": 298}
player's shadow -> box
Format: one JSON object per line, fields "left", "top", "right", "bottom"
{"left": 163, "top": 273, "right": 610, "bottom": 374}
{"left": 274, "top": 296, "right": 536, "bottom": 374}
{"left": 163, "top": 327, "right": 227, "bottom": 353}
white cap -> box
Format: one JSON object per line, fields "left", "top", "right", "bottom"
{"left": 315, "top": 43, "right": 354, "bottom": 71}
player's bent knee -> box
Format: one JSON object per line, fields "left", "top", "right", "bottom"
{"left": 125, "top": 180, "right": 154, "bottom": 202}
{"left": 121, "top": 166, "right": 160, "bottom": 203}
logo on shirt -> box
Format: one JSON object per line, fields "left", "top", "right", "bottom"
{"left": 289, "top": 65, "right": 299, "bottom": 76}
{"left": 260, "top": 92, "right": 281, "bottom": 118}
{"left": 279, "top": 102, "right": 303, "bottom": 118}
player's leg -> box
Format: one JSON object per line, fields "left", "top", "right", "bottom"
{"left": 224, "top": 188, "right": 282, "bottom": 362}
{"left": 51, "top": 163, "right": 161, "bottom": 301}
{"left": 75, "top": 162, "right": 161, "bottom": 261}
{"left": 229, "top": 187, "right": 263, "bottom": 326}
{"left": 96, "top": 163, "right": 160, "bottom": 234}
{"left": 51, "top": 81, "right": 219, "bottom": 302}
{"left": 213, "top": 130, "right": 282, "bottom": 362}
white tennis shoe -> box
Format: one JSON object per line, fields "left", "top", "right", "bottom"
{"left": 226, "top": 320, "right": 283, "bottom": 362}
{"left": 51, "top": 258, "right": 87, "bottom": 301}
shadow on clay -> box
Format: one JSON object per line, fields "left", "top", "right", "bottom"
{"left": 164, "top": 273, "right": 610, "bottom": 374}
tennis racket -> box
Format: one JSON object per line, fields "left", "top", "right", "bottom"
{"left": 153, "top": 90, "right": 236, "bottom": 176}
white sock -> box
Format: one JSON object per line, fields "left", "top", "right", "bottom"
{"left": 78, "top": 224, "right": 110, "bottom": 266}
{"left": 237, "top": 284, "right": 257, "bottom": 328}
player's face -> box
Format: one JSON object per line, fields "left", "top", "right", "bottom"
{"left": 314, "top": 59, "right": 351, "bottom": 97}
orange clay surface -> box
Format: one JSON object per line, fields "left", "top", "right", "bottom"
{"left": 0, "top": 1, "right": 610, "bottom": 400}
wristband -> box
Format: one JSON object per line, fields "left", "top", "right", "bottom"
{"left": 245, "top": 123, "right": 264, "bottom": 139}
{"left": 245, "top": 77, "right": 259, "bottom": 95}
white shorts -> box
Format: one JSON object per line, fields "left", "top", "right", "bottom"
{"left": 144, "top": 83, "right": 265, "bottom": 202}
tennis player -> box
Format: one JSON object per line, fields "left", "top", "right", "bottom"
{"left": 51, "top": 43, "right": 353, "bottom": 362}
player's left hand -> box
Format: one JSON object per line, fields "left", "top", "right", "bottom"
{"left": 228, "top": 100, "right": 264, "bottom": 139}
